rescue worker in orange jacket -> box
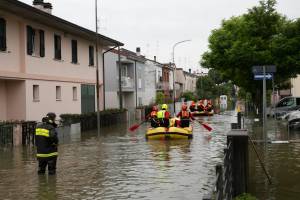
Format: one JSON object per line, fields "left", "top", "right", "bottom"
{"left": 176, "top": 104, "right": 195, "bottom": 127}
{"left": 149, "top": 105, "right": 159, "bottom": 128}
{"left": 206, "top": 100, "right": 214, "bottom": 112}
{"left": 189, "top": 101, "right": 196, "bottom": 112}
{"left": 197, "top": 100, "right": 205, "bottom": 112}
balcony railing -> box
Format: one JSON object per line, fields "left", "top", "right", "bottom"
{"left": 121, "top": 76, "right": 134, "bottom": 89}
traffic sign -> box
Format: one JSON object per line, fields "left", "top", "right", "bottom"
{"left": 252, "top": 65, "right": 276, "bottom": 74}
{"left": 254, "top": 73, "right": 273, "bottom": 80}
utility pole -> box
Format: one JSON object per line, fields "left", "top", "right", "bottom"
{"left": 95, "top": 0, "right": 100, "bottom": 137}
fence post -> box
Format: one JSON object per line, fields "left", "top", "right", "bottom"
{"left": 227, "top": 129, "right": 249, "bottom": 197}
{"left": 216, "top": 164, "right": 223, "bottom": 200}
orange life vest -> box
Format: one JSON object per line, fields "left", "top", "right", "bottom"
{"left": 181, "top": 111, "right": 190, "bottom": 118}
{"left": 150, "top": 111, "right": 157, "bottom": 117}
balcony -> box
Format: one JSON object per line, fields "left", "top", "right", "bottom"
{"left": 121, "top": 76, "right": 134, "bottom": 91}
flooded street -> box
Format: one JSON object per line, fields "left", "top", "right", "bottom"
{"left": 1, "top": 113, "right": 299, "bottom": 199}
{"left": 247, "top": 118, "right": 300, "bottom": 200}
{"left": 0, "top": 113, "right": 235, "bottom": 200}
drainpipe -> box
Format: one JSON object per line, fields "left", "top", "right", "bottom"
{"left": 102, "top": 45, "right": 118, "bottom": 110}
{"left": 118, "top": 46, "right": 123, "bottom": 109}
{"left": 135, "top": 60, "right": 138, "bottom": 107}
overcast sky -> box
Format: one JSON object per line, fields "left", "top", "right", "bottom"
{"left": 21, "top": 0, "right": 300, "bottom": 72}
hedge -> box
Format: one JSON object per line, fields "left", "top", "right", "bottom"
{"left": 60, "top": 109, "right": 127, "bottom": 131}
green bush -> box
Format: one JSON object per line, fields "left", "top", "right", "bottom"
{"left": 180, "top": 91, "right": 197, "bottom": 101}
{"left": 234, "top": 193, "right": 257, "bottom": 200}
{"left": 156, "top": 92, "right": 165, "bottom": 104}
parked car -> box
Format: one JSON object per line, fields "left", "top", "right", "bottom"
{"left": 282, "top": 109, "right": 300, "bottom": 129}
{"left": 269, "top": 96, "right": 300, "bottom": 119}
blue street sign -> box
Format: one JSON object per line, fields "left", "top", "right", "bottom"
{"left": 254, "top": 73, "right": 273, "bottom": 80}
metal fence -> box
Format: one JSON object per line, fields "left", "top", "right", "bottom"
{"left": 0, "top": 121, "right": 37, "bottom": 146}
{"left": 208, "top": 139, "right": 233, "bottom": 200}
{"left": 22, "top": 121, "right": 36, "bottom": 145}
{"left": 0, "top": 124, "right": 14, "bottom": 145}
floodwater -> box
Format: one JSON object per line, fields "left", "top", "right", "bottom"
{"left": 0, "top": 112, "right": 236, "bottom": 200}
{"left": 247, "top": 117, "right": 300, "bottom": 200}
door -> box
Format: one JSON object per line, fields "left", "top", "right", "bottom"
{"left": 81, "top": 85, "right": 95, "bottom": 114}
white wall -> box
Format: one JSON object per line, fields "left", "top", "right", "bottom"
{"left": 25, "top": 80, "right": 81, "bottom": 121}
{"left": 105, "top": 91, "right": 119, "bottom": 109}
{"left": 6, "top": 80, "right": 26, "bottom": 120}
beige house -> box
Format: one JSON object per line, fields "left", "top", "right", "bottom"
{"left": 0, "top": 0, "right": 122, "bottom": 121}
{"left": 175, "top": 68, "right": 198, "bottom": 98}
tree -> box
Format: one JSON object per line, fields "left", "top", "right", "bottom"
{"left": 156, "top": 92, "right": 164, "bottom": 104}
{"left": 181, "top": 91, "right": 197, "bottom": 101}
{"left": 201, "top": 0, "right": 300, "bottom": 106}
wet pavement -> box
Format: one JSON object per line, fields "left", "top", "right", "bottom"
{"left": 0, "top": 112, "right": 236, "bottom": 200}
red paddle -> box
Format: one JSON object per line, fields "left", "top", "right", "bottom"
{"left": 197, "top": 121, "right": 213, "bottom": 131}
{"left": 129, "top": 120, "right": 147, "bottom": 132}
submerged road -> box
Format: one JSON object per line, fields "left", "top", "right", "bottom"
{"left": 0, "top": 112, "right": 236, "bottom": 200}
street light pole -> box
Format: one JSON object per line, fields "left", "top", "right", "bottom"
{"left": 172, "top": 40, "right": 191, "bottom": 114}
{"left": 95, "top": 0, "right": 100, "bottom": 137}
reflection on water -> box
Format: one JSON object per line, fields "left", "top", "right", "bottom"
{"left": 247, "top": 118, "right": 300, "bottom": 200}
{"left": 0, "top": 112, "right": 235, "bottom": 200}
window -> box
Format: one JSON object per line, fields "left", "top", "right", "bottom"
{"left": 0, "top": 18, "right": 6, "bottom": 51}
{"left": 71, "top": 39, "right": 78, "bottom": 63}
{"left": 56, "top": 86, "right": 61, "bottom": 101}
{"left": 121, "top": 65, "right": 128, "bottom": 77}
{"left": 54, "top": 34, "right": 61, "bottom": 60}
{"left": 33, "top": 85, "right": 39, "bottom": 101}
{"left": 89, "top": 45, "right": 94, "bottom": 66}
{"left": 26, "top": 26, "right": 45, "bottom": 57}
{"left": 73, "top": 86, "right": 77, "bottom": 101}
{"left": 138, "top": 78, "right": 142, "bottom": 89}
{"left": 138, "top": 97, "right": 142, "bottom": 106}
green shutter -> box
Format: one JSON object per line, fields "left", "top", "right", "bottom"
{"left": 39, "top": 30, "right": 45, "bottom": 57}
{"left": 0, "top": 18, "right": 6, "bottom": 51}
{"left": 81, "top": 85, "right": 95, "bottom": 113}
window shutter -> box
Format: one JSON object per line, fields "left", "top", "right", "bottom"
{"left": 71, "top": 40, "right": 77, "bottom": 63}
{"left": 0, "top": 18, "right": 7, "bottom": 51}
{"left": 89, "top": 46, "right": 94, "bottom": 66}
{"left": 39, "top": 30, "right": 45, "bottom": 57}
{"left": 54, "top": 34, "right": 61, "bottom": 60}
{"left": 26, "top": 26, "right": 33, "bottom": 55}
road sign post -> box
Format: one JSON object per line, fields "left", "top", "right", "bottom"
{"left": 252, "top": 65, "right": 276, "bottom": 144}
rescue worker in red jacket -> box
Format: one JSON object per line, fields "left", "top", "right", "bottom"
{"left": 197, "top": 100, "right": 205, "bottom": 112}
{"left": 206, "top": 100, "right": 214, "bottom": 112}
{"left": 149, "top": 105, "right": 159, "bottom": 128}
{"left": 177, "top": 104, "right": 195, "bottom": 127}
{"left": 189, "top": 101, "right": 196, "bottom": 112}
{"left": 35, "top": 112, "right": 58, "bottom": 175}
{"left": 157, "top": 104, "right": 170, "bottom": 127}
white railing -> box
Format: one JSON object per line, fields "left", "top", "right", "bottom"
{"left": 121, "top": 76, "right": 134, "bottom": 88}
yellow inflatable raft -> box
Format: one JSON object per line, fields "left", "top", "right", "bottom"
{"left": 192, "top": 110, "right": 214, "bottom": 116}
{"left": 146, "top": 126, "right": 193, "bottom": 140}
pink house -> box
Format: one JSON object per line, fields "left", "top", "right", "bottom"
{"left": 0, "top": 0, "right": 123, "bottom": 121}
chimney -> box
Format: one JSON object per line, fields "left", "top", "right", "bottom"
{"left": 189, "top": 68, "right": 191, "bottom": 74}
{"left": 136, "top": 47, "right": 141, "bottom": 56}
{"left": 154, "top": 56, "right": 156, "bottom": 62}
{"left": 33, "top": 0, "right": 53, "bottom": 14}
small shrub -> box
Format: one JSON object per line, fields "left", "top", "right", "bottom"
{"left": 234, "top": 193, "right": 257, "bottom": 200}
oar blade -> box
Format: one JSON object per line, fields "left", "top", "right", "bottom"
{"left": 201, "top": 123, "right": 213, "bottom": 132}
{"left": 129, "top": 124, "right": 140, "bottom": 132}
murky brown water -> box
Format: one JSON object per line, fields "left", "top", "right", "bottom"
{"left": 0, "top": 113, "right": 236, "bottom": 200}
{"left": 247, "top": 118, "right": 300, "bottom": 200}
